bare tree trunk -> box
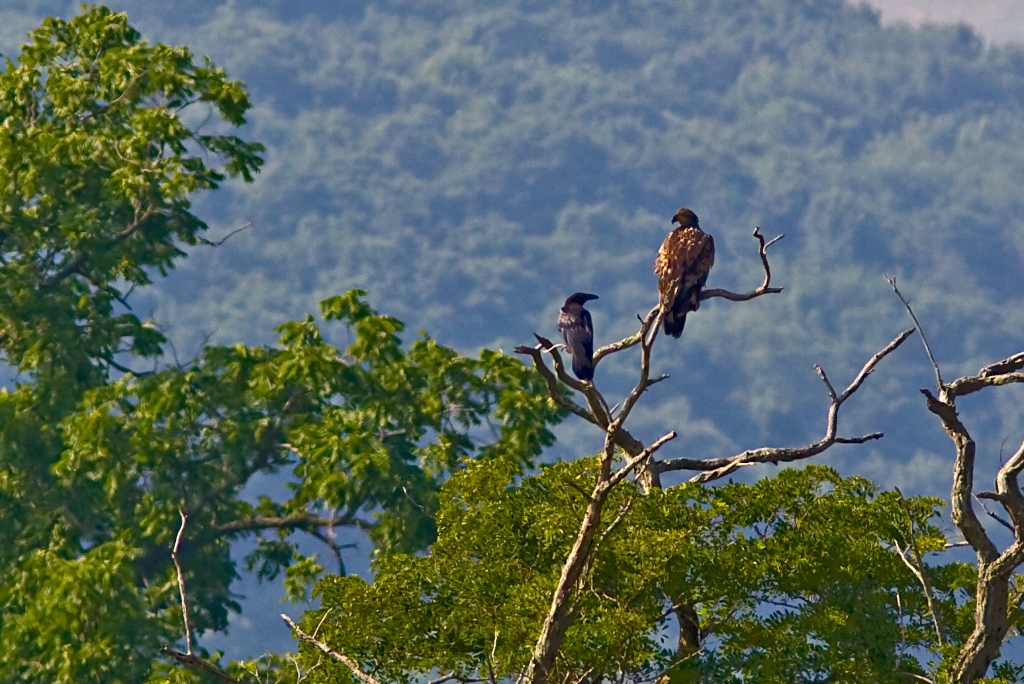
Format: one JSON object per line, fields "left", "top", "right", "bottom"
{"left": 919, "top": 351, "right": 1024, "bottom": 683}
{"left": 523, "top": 481, "right": 612, "bottom": 684}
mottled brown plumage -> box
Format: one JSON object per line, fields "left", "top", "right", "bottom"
{"left": 654, "top": 208, "right": 715, "bottom": 338}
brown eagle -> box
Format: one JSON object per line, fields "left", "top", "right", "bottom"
{"left": 654, "top": 208, "right": 715, "bottom": 338}
{"left": 557, "top": 292, "right": 599, "bottom": 381}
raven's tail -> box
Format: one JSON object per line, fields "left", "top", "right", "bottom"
{"left": 572, "top": 356, "right": 595, "bottom": 381}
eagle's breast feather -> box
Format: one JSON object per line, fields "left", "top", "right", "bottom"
{"left": 655, "top": 226, "right": 715, "bottom": 310}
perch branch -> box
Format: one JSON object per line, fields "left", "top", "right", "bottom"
{"left": 701, "top": 227, "right": 784, "bottom": 302}
{"left": 591, "top": 227, "right": 783, "bottom": 366}
{"left": 515, "top": 340, "right": 601, "bottom": 427}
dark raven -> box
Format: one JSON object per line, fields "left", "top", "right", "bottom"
{"left": 557, "top": 292, "right": 599, "bottom": 381}
{"left": 654, "top": 208, "right": 715, "bottom": 337}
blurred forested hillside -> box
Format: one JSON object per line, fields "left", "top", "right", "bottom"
{"left": 3, "top": 0, "right": 1023, "bottom": 483}
{"left": 3, "top": 0, "right": 1024, "bottom": 657}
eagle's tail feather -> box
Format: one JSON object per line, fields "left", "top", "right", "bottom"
{"left": 663, "top": 311, "right": 686, "bottom": 338}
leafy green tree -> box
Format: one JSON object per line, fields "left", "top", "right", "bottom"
{"left": 0, "top": 7, "right": 560, "bottom": 682}
{"left": 303, "top": 462, "right": 951, "bottom": 684}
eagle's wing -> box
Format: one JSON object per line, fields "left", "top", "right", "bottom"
{"left": 654, "top": 227, "right": 713, "bottom": 311}
{"left": 689, "top": 232, "right": 715, "bottom": 297}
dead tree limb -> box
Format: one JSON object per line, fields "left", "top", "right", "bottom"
{"left": 657, "top": 329, "right": 914, "bottom": 483}
{"left": 172, "top": 510, "right": 193, "bottom": 655}
{"left": 700, "top": 227, "right": 784, "bottom": 302}
{"left": 160, "top": 648, "right": 241, "bottom": 684}
{"left": 161, "top": 510, "right": 241, "bottom": 683}
{"left": 522, "top": 307, "right": 669, "bottom": 684}
{"left": 282, "top": 613, "right": 383, "bottom": 684}
{"left": 885, "top": 275, "right": 944, "bottom": 390}
{"left": 511, "top": 233, "right": 912, "bottom": 684}
{"left": 921, "top": 359, "right": 1024, "bottom": 683}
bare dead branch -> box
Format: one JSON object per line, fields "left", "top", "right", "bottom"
{"left": 282, "top": 613, "right": 383, "bottom": 684}
{"left": 197, "top": 222, "right": 253, "bottom": 247}
{"left": 590, "top": 228, "right": 782, "bottom": 368}
{"left": 921, "top": 347, "right": 1024, "bottom": 682}
{"left": 660, "top": 329, "right": 913, "bottom": 483}
{"left": 979, "top": 353, "right": 1024, "bottom": 379}
{"left": 814, "top": 364, "right": 838, "bottom": 401}
{"left": 994, "top": 438, "right": 1024, "bottom": 530}
{"left": 592, "top": 307, "right": 659, "bottom": 365}
{"left": 946, "top": 372, "right": 1024, "bottom": 398}
{"left": 701, "top": 227, "right": 784, "bottom": 302}
{"left": 515, "top": 225, "right": 790, "bottom": 684}
{"left": 172, "top": 509, "right": 193, "bottom": 655}
{"left": 516, "top": 339, "right": 649, "bottom": 458}
{"left": 160, "top": 648, "right": 240, "bottom": 684}
{"left": 515, "top": 342, "right": 601, "bottom": 427}
{"left": 523, "top": 310, "right": 667, "bottom": 683}
{"left": 613, "top": 310, "right": 663, "bottom": 429}
{"left": 892, "top": 487, "right": 946, "bottom": 646}
{"left": 885, "top": 275, "right": 943, "bottom": 390}
{"left": 211, "top": 514, "right": 363, "bottom": 535}
{"left": 922, "top": 387, "right": 999, "bottom": 564}
{"left": 610, "top": 431, "right": 676, "bottom": 487}
{"left": 974, "top": 493, "right": 1015, "bottom": 533}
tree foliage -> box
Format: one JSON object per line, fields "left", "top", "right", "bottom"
{"left": 302, "top": 463, "right": 950, "bottom": 683}
{"left": 0, "top": 7, "right": 559, "bottom": 682}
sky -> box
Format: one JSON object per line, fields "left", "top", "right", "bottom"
{"left": 863, "top": 0, "right": 1024, "bottom": 44}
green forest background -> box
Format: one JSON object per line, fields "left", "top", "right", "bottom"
{"left": 3, "top": 0, "right": 1024, "bottom": 661}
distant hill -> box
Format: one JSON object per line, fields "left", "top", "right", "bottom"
{"left": 3, "top": 0, "right": 1024, "bottom": 659}
{"left": 4, "top": 0, "right": 1023, "bottom": 486}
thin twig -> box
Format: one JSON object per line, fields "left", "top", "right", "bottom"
{"left": 172, "top": 509, "right": 193, "bottom": 655}
{"left": 893, "top": 487, "right": 945, "bottom": 646}
{"left": 701, "top": 227, "right": 785, "bottom": 302}
{"left": 893, "top": 540, "right": 943, "bottom": 646}
{"left": 973, "top": 493, "right": 1014, "bottom": 533}
{"left": 282, "top": 613, "right": 383, "bottom": 684}
{"left": 197, "top": 222, "right": 253, "bottom": 247}
{"left": 885, "top": 275, "right": 943, "bottom": 389}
